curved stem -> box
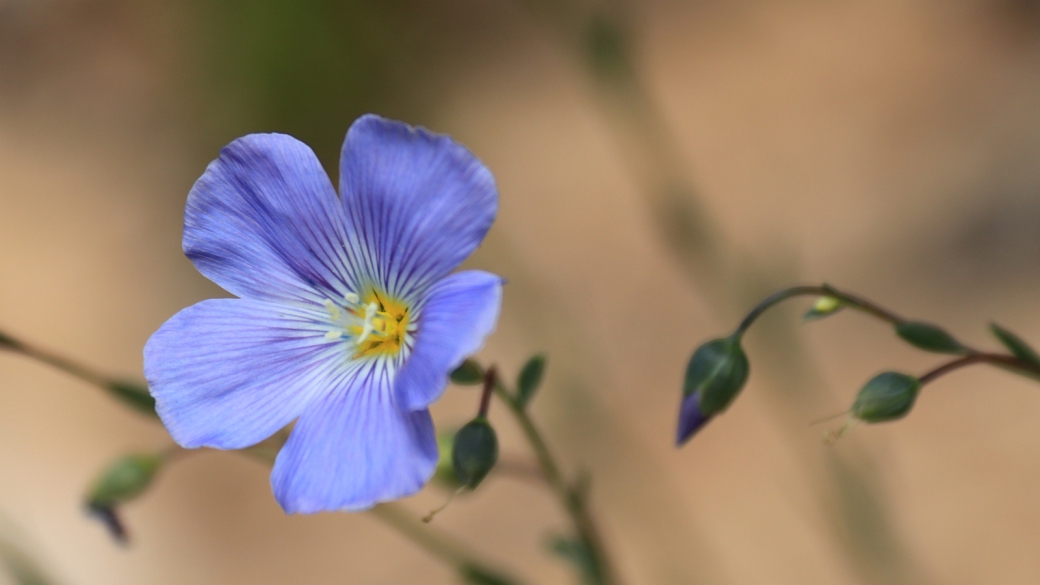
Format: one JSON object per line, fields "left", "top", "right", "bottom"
{"left": 733, "top": 284, "right": 906, "bottom": 338}
{"left": 919, "top": 352, "right": 1040, "bottom": 385}
{"left": 492, "top": 380, "right": 619, "bottom": 585}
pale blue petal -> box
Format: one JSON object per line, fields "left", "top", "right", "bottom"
{"left": 338, "top": 115, "right": 497, "bottom": 303}
{"left": 185, "top": 133, "right": 357, "bottom": 304}
{"left": 144, "top": 298, "right": 341, "bottom": 449}
{"left": 394, "top": 271, "right": 503, "bottom": 411}
{"left": 271, "top": 360, "right": 438, "bottom": 513}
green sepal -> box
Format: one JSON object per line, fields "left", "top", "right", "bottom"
{"left": 107, "top": 380, "right": 158, "bottom": 417}
{"left": 895, "top": 321, "right": 965, "bottom": 354}
{"left": 516, "top": 354, "right": 547, "bottom": 408}
{"left": 450, "top": 360, "right": 484, "bottom": 386}
{"left": 803, "top": 296, "right": 844, "bottom": 322}
{"left": 86, "top": 453, "right": 163, "bottom": 508}
{"left": 851, "top": 372, "right": 921, "bottom": 423}
{"left": 990, "top": 322, "right": 1040, "bottom": 367}
{"left": 452, "top": 417, "right": 498, "bottom": 489}
{"left": 684, "top": 336, "right": 750, "bottom": 416}
{"left": 548, "top": 535, "right": 601, "bottom": 585}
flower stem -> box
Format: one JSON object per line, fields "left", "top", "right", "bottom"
{"left": 242, "top": 434, "right": 521, "bottom": 584}
{"left": 492, "top": 380, "right": 619, "bottom": 585}
{"left": 369, "top": 503, "right": 521, "bottom": 584}
{"left": 733, "top": 284, "right": 906, "bottom": 338}
{"left": 918, "top": 352, "right": 1040, "bottom": 386}
{"left": 0, "top": 328, "right": 157, "bottom": 416}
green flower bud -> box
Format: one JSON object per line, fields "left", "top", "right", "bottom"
{"left": 516, "top": 354, "right": 547, "bottom": 408}
{"left": 851, "top": 372, "right": 921, "bottom": 423}
{"left": 87, "top": 454, "right": 163, "bottom": 508}
{"left": 895, "top": 321, "right": 964, "bottom": 354}
{"left": 684, "top": 336, "right": 750, "bottom": 417}
{"left": 450, "top": 360, "right": 485, "bottom": 386}
{"left": 85, "top": 453, "right": 164, "bottom": 543}
{"left": 804, "top": 296, "right": 844, "bottom": 321}
{"left": 452, "top": 417, "right": 498, "bottom": 489}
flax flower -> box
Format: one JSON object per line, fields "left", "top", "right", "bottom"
{"left": 144, "top": 115, "right": 502, "bottom": 513}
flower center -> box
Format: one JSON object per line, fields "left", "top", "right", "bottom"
{"left": 324, "top": 290, "right": 410, "bottom": 359}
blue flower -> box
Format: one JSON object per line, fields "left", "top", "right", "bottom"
{"left": 144, "top": 115, "right": 502, "bottom": 513}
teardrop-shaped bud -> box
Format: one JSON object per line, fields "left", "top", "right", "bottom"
{"left": 684, "top": 337, "right": 750, "bottom": 416}
{"left": 86, "top": 453, "right": 163, "bottom": 508}
{"left": 851, "top": 372, "right": 921, "bottom": 423}
{"left": 452, "top": 417, "right": 499, "bottom": 489}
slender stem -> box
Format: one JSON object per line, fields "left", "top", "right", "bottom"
{"left": 0, "top": 329, "right": 110, "bottom": 388}
{"left": 919, "top": 352, "right": 1040, "bottom": 385}
{"left": 238, "top": 433, "right": 520, "bottom": 583}
{"left": 734, "top": 284, "right": 906, "bottom": 337}
{"left": 478, "top": 367, "right": 496, "bottom": 418}
{"left": 493, "top": 380, "right": 619, "bottom": 585}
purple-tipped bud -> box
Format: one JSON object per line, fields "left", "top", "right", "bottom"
{"left": 676, "top": 392, "right": 712, "bottom": 445}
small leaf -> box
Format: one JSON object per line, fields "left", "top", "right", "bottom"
{"left": 895, "top": 321, "right": 965, "bottom": 354}
{"left": 990, "top": 323, "right": 1040, "bottom": 367}
{"left": 803, "top": 296, "right": 844, "bottom": 322}
{"left": 548, "top": 535, "right": 602, "bottom": 585}
{"left": 450, "top": 360, "right": 484, "bottom": 386}
{"left": 106, "top": 381, "right": 157, "bottom": 417}
{"left": 459, "top": 565, "right": 520, "bottom": 585}
{"left": 516, "top": 354, "right": 547, "bottom": 408}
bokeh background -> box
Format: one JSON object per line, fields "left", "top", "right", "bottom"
{"left": 3, "top": 0, "right": 1040, "bottom": 583}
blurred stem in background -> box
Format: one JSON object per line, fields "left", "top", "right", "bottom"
{"left": 511, "top": 2, "right": 931, "bottom": 583}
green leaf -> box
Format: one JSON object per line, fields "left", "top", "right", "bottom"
{"left": 450, "top": 360, "right": 484, "bottom": 386}
{"left": 895, "top": 321, "right": 965, "bottom": 354}
{"left": 106, "top": 381, "right": 158, "bottom": 417}
{"left": 990, "top": 323, "right": 1040, "bottom": 367}
{"left": 459, "top": 565, "right": 520, "bottom": 585}
{"left": 548, "top": 536, "right": 602, "bottom": 585}
{"left": 516, "top": 354, "right": 547, "bottom": 408}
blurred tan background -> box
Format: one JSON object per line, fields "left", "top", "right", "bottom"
{"left": 4, "top": 1, "right": 1040, "bottom": 583}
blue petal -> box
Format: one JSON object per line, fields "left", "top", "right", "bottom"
{"left": 339, "top": 115, "right": 498, "bottom": 303}
{"left": 185, "top": 133, "right": 357, "bottom": 304}
{"left": 394, "top": 271, "right": 503, "bottom": 411}
{"left": 676, "top": 393, "right": 712, "bottom": 446}
{"left": 144, "top": 298, "right": 341, "bottom": 449}
{"left": 271, "top": 361, "right": 438, "bottom": 513}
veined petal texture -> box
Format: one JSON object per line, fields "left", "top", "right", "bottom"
{"left": 271, "top": 361, "right": 438, "bottom": 513}
{"left": 339, "top": 115, "right": 498, "bottom": 303}
{"left": 394, "top": 270, "right": 503, "bottom": 411}
{"left": 144, "top": 298, "right": 341, "bottom": 450}
{"left": 185, "top": 133, "right": 356, "bottom": 305}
